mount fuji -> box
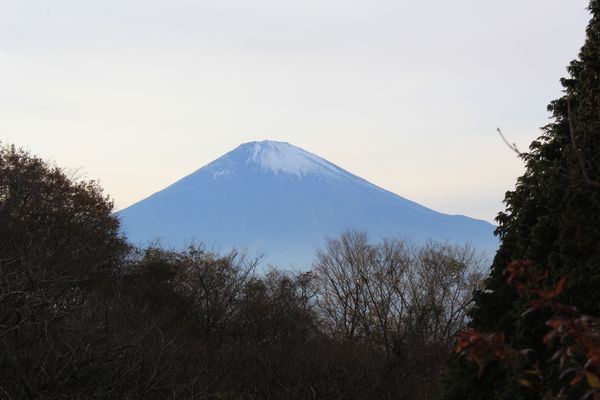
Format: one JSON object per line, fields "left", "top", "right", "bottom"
{"left": 118, "top": 140, "right": 498, "bottom": 268}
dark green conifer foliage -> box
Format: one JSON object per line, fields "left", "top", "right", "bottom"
{"left": 445, "top": 2, "right": 600, "bottom": 399}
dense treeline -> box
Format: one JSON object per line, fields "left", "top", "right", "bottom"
{"left": 0, "top": 143, "right": 483, "bottom": 399}
{"left": 445, "top": 1, "right": 600, "bottom": 399}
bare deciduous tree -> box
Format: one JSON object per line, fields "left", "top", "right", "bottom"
{"left": 313, "top": 231, "right": 484, "bottom": 399}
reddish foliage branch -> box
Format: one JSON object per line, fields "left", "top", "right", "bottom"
{"left": 455, "top": 260, "right": 600, "bottom": 399}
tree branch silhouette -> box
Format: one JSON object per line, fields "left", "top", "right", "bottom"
{"left": 496, "top": 128, "right": 522, "bottom": 155}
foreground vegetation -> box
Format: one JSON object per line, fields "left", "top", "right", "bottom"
{"left": 446, "top": 2, "right": 600, "bottom": 399}
{"left": 0, "top": 143, "right": 483, "bottom": 399}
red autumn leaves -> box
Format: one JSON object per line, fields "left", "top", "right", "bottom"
{"left": 455, "top": 260, "right": 600, "bottom": 399}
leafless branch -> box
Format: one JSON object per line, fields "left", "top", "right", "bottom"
{"left": 496, "top": 128, "right": 522, "bottom": 155}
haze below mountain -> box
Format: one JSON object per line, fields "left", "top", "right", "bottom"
{"left": 118, "top": 141, "right": 498, "bottom": 268}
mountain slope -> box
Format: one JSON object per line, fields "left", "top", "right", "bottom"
{"left": 118, "top": 140, "right": 498, "bottom": 267}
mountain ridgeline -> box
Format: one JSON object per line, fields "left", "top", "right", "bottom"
{"left": 118, "top": 140, "right": 498, "bottom": 267}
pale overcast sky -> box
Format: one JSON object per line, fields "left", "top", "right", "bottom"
{"left": 0, "top": 0, "right": 591, "bottom": 222}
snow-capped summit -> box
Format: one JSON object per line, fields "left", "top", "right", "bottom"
{"left": 118, "top": 141, "right": 498, "bottom": 268}
{"left": 200, "top": 140, "right": 351, "bottom": 179}
{"left": 245, "top": 140, "right": 341, "bottom": 177}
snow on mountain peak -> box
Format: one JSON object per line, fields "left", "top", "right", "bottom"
{"left": 196, "top": 140, "right": 368, "bottom": 185}
{"left": 244, "top": 140, "right": 340, "bottom": 177}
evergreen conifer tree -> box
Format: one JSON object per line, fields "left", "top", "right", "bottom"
{"left": 444, "top": 2, "right": 600, "bottom": 398}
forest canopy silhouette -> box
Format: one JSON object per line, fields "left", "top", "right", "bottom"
{"left": 0, "top": 143, "right": 483, "bottom": 399}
